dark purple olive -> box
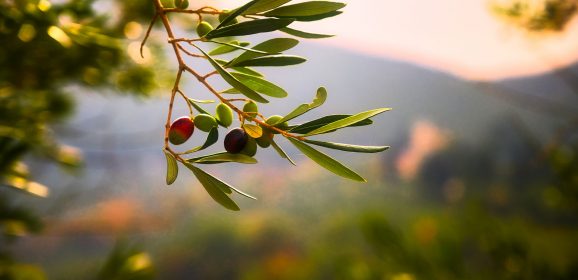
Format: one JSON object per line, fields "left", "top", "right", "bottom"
{"left": 169, "top": 116, "right": 194, "bottom": 145}
{"left": 224, "top": 128, "right": 248, "bottom": 154}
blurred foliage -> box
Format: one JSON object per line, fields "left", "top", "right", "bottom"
{"left": 492, "top": 0, "right": 578, "bottom": 31}
{"left": 96, "top": 240, "right": 155, "bottom": 280}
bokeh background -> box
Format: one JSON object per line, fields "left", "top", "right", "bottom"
{"left": 2, "top": 0, "right": 578, "bottom": 279}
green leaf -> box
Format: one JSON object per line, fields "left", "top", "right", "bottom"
{"left": 243, "top": 0, "right": 291, "bottom": 15}
{"left": 188, "top": 99, "right": 212, "bottom": 115}
{"left": 187, "top": 163, "right": 256, "bottom": 201}
{"left": 242, "top": 124, "right": 263, "bottom": 138}
{"left": 189, "top": 152, "right": 258, "bottom": 164}
{"left": 189, "top": 98, "right": 215, "bottom": 104}
{"left": 231, "top": 67, "right": 264, "bottom": 77}
{"left": 280, "top": 27, "right": 333, "bottom": 39}
{"left": 278, "top": 87, "right": 327, "bottom": 123}
{"left": 186, "top": 164, "right": 240, "bottom": 211}
{"left": 231, "top": 55, "right": 306, "bottom": 67}
{"left": 193, "top": 45, "right": 269, "bottom": 103}
{"left": 229, "top": 38, "right": 299, "bottom": 65}
{"left": 304, "top": 139, "right": 389, "bottom": 153}
{"left": 215, "top": 0, "right": 262, "bottom": 29}
{"left": 181, "top": 127, "right": 219, "bottom": 154}
{"left": 290, "top": 114, "right": 373, "bottom": 134}
{"left": 230, "top": 72, "right": 288, "bottom": 98}
{"left": 205, "top": 18, "right": 294, "bottom": 39}
{"left": 263, "top": 1, "right": 346, "bottom": 17}
{"left": 209, "top": 40, "right": 271, "bottom": 55}
{"left": 305, "top": 108, "right": 391, "bottom": 136}
{"left": 288, "top": 138, "right": 366, "bottom": 182}
{"left": 271, "top": 139, "right": 296, "bottom": 165}
{"left": 164, "top": 150, "right": 179, "bottom": 185}
{"left": 282, "top": 11, "right": 342, "bottom": 22}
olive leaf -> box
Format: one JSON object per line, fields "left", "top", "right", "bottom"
{"left": 304, "top": 108, "right": 391, "bottom": 136}
{"left": 163, "top": 150, "right": 178, "bottom": 185}
{"left": 181, "top": 127, "right": 219, "bottom": 154}
{"left": 263, "top": 1, "right": 346, "bottom": 17}
{"left": 290, "top": 114, "right": 373, "bottom": 134}
{"left": 283, "top": 11, "right": 342, "bottom": 22}
{"left": 193, "top": 45, "right": 269, "bottom": 103}
{"left": 231, "top": 67, "right": 264, "bottom": 77}
{"left": 187, "top": 98, "right": 212, "bottom": 115}
{"left": 288, "top": 138, "right": 366, "bottom": 182}
{"left": 189, "top": 152, "right": 258, "bottom": 164}
{"left": 186, "top": 163, "right": 240, "bottom": 211}
{"left": 208, "top": 41, "right": 258, "bottom": 56}
{"left": 231, "top": 55, "right": 306, "bottom": 67}
{"left": 242, "top": 0, "right": 291, "bottom": 15}
{"left": 278, "top": 87, "right": 327, "bottom": 123}
{"left": 271, "top": 138, "right": 296, "bottom": 165}
{"left": 229, "top": 38, "right": 299, "bottom": 66}
{"left": 303, "top": 139, "right": 390, "bottom": 153}
{"left": 205, "top": 18, "right": 294, "bottom": 39}
{"left": 230, "top": 72, "right": 288, "bottom": 98}
{"left": 215, "top": 0, "right": 262, "bottom": 29}
{"left": 280, "top": 27, "right": 333, "bottom": 39}
{"left": 243, "top": 124, "right": 263, "bottom": 138}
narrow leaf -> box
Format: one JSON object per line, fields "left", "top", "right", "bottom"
{"left": 272, "top": 11, "right": 343, "bottom": 22}
{"left": 229, "top": 38, "right": 299, "bottom": 65}
{"left": 215, "top": 0, "right": 262, "bottom": 29}
{"left": 188, "top": 99, "right": 212, "bottom": 115}
{"left": 304, "top": 139, "right": 390, "bottom": 153}
{"left": 209, "top": 40, "right": 271, "bottom": 55}
{"left": 232, "top": 55, "right": 306, "bottom": 67}
{"left": 163, "top": 150, "right": 178, "bottom": 185}
{"left": 189, "top": 152, "right": 258, "bottom": 164}
{"left": 290, "top": 114, "right": 373, "bottom": 134}
{"left": 189, "top": 98, "right": 215, "bottom": 104}
{"left": 305, "top": 108, "right": 391, "bottom": 136}
{"left": 193, "top": 45, "right": 269, "bottom": 103}
{"left": 205, "top": 18, "right": 294, "bottom": 39}
{"left": 263, "top": 1, "right": 346, "bottom": 17}
{"left": 280, "top": 27, "right": 334, "bottom": 39}
{"left": 231, "top": 72, "right": 288, "bottom": 98}
{"left": 288, "top": 138, "right": 366, "bottom": 182}
{"left": 231, "top": 67, "right": 264, "bottom": 77}
{"left": 181, "top": 127, "right": 219, "bottom": 154}
{"left": 187, "top": 163, "right": 256, "bottom": 201}
{"left": 243, "top": 0, "right": 291, "bottom": 15}
{"left": 186, "top": 164, "right": 240, "bottom": 211}
{"left": 271, "top": 139, "right": 296, "bottom": 165}
{"left": 278, "top": 87, "right": 327, "bottom": 123}
{"left": 243, "top": 124, "right": 263, "bottom": 138}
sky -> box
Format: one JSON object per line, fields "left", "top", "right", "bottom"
{"left": 211, "top": 0, "right": 578, "bottom": 81}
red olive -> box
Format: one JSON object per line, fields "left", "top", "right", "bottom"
{"left": 169, "top": 116, "right": 194, "bottom": 145}
{"left": 224, "top": 127, "right": 248, "bottom": 154}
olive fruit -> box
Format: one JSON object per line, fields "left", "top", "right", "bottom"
{"left": 194, "top": 114, "right": 217, "bottom": 132}
{"left": 243, "top": 101, "right": 258, "bottom": 119}
{"left": 174, "top": 0, "right": 189, "bottom": 9}
{"left": 264, "top": 115, "right": 289, "bottom": 134}
{"left": 224, "top": 128, "right": 248, "bottom": 154}
{"left": 218, "top": 10, "right": 238, "bottom": 25}
{"left": 215, "top": 103, "right": 233, "bottom": 127}
{"left": 196, "top": 21, "right": 213, "bottom": 37}
{"left": 169, "top": 116, "right": 194, "bottom": 145}
{"left": 240, "top": 137, "right": 257, "bottom": 157}
{"left": 256, "top": 130, "right": 273, "bottom": 148}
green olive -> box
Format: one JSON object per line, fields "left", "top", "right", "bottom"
{"left": 256, "top": 130, "right": 273, "bottom": 148}
{"left": 264, "top": 115, "right": 289, "bottom": 134}
{"left": 193, "top": 114, "right": 217, "bottom": 132}
{"left": 174, "top": 0, "right": 189, "bottom": 9}
{"left": 243, "top": 101, "right": 258, "bottom": 119}
{"left": 240, "top": 136, "right": 257, "bottom": 157}
{"left": 218, "top": 10, "right": 238, "bottom": 25}
{"left": 215, "top": 103, "right": 233, "bottom": 127}
{"left": 196, "top": 21, "right": 213, "bottom": 37}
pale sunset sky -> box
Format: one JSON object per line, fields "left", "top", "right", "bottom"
{"left": 208, "top": 0, "right": 578, "bottom": 80}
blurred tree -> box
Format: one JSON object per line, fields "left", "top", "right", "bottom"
{"left": 492, "top": 0, "right": 577, "bottom": 31}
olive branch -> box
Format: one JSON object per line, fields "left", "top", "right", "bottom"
{"left": 143, "top": 0, "right": 391, "bottom": 211}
